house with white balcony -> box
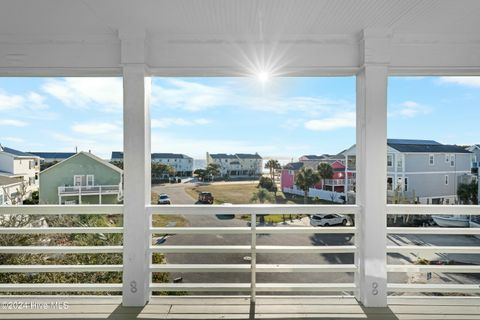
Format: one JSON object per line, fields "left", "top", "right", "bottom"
{"left": 342, "top": 139, "right": 473, "bottom": 204}
{"left": 207, "top": 152, "right": 262, "bottom": 179}
{"left": 111, "top": 152, "right": 193, "bottom": 177}
{"left": 0, "top": 144, "right": 40, "bottom": 200}
{"left": 39, "top": 151, "right": 123, "bottom": 205}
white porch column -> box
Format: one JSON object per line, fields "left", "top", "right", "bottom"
{"left": 121, "top": 32, "right": 152, "bottom": 306}
{"left": 355, "top": 29, "right": 390, "bottom": 307}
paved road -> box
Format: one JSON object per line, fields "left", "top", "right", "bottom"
{"left": 151, "top": 182, "right": 399, "bottom": 295}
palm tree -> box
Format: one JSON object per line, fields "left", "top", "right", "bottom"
{"left": 251, "top": 188, "right": 274, "bottom": 224}
{"left": 265, "top": 159, "right": 281, "bottom": 181}
{"left": 295, "top": 167, "right": 320, "bottom": 204}
{"left": 317, "top": 163, "right": 334, "bottom": 189}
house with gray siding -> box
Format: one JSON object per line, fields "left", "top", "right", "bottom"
{"left": 111, "top": 152, "right": 193, "bottom": 177}
{"left": 342, "top": 139, "right": 473, "bottom": 204}
{"left": 40, "top": 152, "right": 123, "bottom": 205}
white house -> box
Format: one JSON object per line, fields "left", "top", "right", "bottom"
{"left": 466, "top": 144, "right": 480, "bottom": 168}
{"left": 342, "top": 139, "right": 473, "bottom": 204}
{"left": 0, "top": 144, "right": 40, "bottom": 200}
{"left": 111, "top": 152, "right": 193, "bottom": 177}
{"left": 207, "top": 152, "right": 262, "bottom": 178}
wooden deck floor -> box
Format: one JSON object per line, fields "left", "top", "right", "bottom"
{"left": 0, "top": 295, "right": 479, "bottom": 319}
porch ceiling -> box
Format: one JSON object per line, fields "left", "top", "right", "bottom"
{"left": 1, "top": 0, "right": 480, "bottom": 76}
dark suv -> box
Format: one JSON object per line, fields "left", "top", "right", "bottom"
{"left": 198, "top": 192, "right": 214, "bottom": 204}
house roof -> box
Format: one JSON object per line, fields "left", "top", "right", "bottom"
{"left": 301, "top": 155, "right": 323, "bottom": 160}
{"left": 210, "top": 153, "right": 237, "bottom": 159}
{"left": 284, "top": 162, "right": 304, "bottom": 170}
{"left": 235, "top": 153, "right": 262, "bottom": 159}
{"left": 0, "top": 175, "right": 22, "bottom": 187}
{"left": 29, "top": 152, "right": 76, "bottom": 159}
{"left": 0, "top": 145, "right": 39, "bottom": 158}
{"left": 387, "top": 139, "right": 471, "bottom": 153}
{"left": 41, "top": 151, "right": 123, "bottom": 175}
{"left": 111, "top": 152, "right": 192, "bottom": 160}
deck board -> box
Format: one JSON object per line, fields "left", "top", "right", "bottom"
{"left": 0, "top": 296, "right": 479, "bottom": 319}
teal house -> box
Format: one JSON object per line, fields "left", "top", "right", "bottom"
{"left": 39, "top": 152, "right": 123, "bottom": 205}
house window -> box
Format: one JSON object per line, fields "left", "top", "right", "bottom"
{"left": 387, "top": 155, "right": 393, "bottom": 167}
{"left": 404, "top": 177, "right": 408, "bottom": 192}
{"left": 450, "top": 155, "right": 455, "bottom": 167}
{"left": 29, "top": 177, "right": 35, "bottom": 186}
{"left": 74, "top": 175, "right": 83, "bottom": 186}
{"left": 429, "top": 154, "right": 434, "bottom": 165}
{"left": 445, "top": 175, "right": 449, "bottom": 185}
{"left": 29, "top": 160, "right": 34, "bottom": 169}
{"left": 445, "top": 154, "right": 450, "bottom": 163}
{"left": 86, "top": 175, "right": 94, "bottom": 187}
{"left": 35, "top": 173, "right": 39, "bottom": 180}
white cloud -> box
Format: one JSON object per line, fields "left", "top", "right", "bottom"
{"left": 438, "top": 76, "right": 480, "bottom": 88}
{"left": 151, "top": 78, "right": 352, "bottom": 116}
{"left": 0, "top": 119, "right": 28, "bottom": 127}
{"left": 43, "top": 78, "right": 122, "bottom": 112}
{"left": 151, "top": 117, "right": 211, "bottom": 129}
{"left": 72, "top": 122, "right": 122, "bottom": 135}
{"left": 0, "top": 90, "right": 48, "bottom": 112}
{"left": 389, "top": 100, "right": 432, "bottom": 118}
{"left": 304, "top": 112, "right": 356, "bottom": 131}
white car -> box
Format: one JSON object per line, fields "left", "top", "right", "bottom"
{"left": 158, "top": 193, "right": 171, "bottom": 205}
{"left": 310, "top": 214, "right": 348, "bottom": 227}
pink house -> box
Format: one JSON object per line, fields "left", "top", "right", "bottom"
{"left": 280, "top": 162, "right": 304, "bottom": 190}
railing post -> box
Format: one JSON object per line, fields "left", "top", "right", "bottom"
{"left": 250, "top": 212, "right": 257, "bottom": 319}
{"left": 121, "top": 31, "right": 151, "bottom": 307}
{"left": 355, "top": 29, "right": 390, "bottom": 307}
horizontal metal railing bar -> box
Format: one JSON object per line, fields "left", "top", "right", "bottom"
{"left": 150, "top": 283, "right": 356, "bottom": 292}
{"left": 148, "top": 204, "right": 358, "bottom": 215}
{"left": 388, "top": 284, "right": 480, "bottom": 293}
{"left": 0, "top": 265, "right": 123, "bottom": 273}
{"left": 0, "top": 205, "right": 123, "bottom": 215}
{"left": 0, "top": 283, "right": 122, "bottom": 292}
{"left": 0, "top": 246, "right": 123, "bottom": 254}
{"left": 387, "top": 227, "right": 480, "bottom": 235}
{"left": 387, "top": 246, "right": 480, "bottom": 254}
{"left": 0, "top": 227, "right": 123, "bottom": 234}
{"left": 150, "top": 264, "right": 357, "bottom": 273}
{"left": 151, "top": 227, "right": 356, "bottom": 235}
{"left": 387, "top": 204, "right": 480, "bottom": 215}
{"left": 150, "top": 245, "right": 356, "bottom": 254}
{"left": 387, "top": 265, "right": 480, "bottom": 273}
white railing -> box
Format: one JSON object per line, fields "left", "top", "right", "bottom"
{"left": 0, "top": 205, "right": 123, "bottom": 293}
{"left": 386, "top": 204, "right": 480, "bottom": 294}
{"left": 283, "top": 187, "right": 345, "bottom": 203}
{"left": 58, "top": 185, "right": 120, "bottom": 195}
{"left": 324, "top": 179, "right": 356, "bottom": 186}
{"left": 148, "top": 204, "right": 358, "bottom": 297}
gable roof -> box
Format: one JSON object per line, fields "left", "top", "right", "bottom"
{"left": 210, "top": 153, "right": 237, "bottom": 159}
{"left": 0, "top": 145, "right": 39, "bottom": 159}
{"left": 235, "top": 153, "right": 262, "bottom": 159}
{"left": 284, "top": 162, "right": 304, "bottom": 170}
{"left": 29, "top": 152, "right": 76, "bottom": 160}
{"left": 40, "top": 152, "right": 123, "bottom": 175}
{"left": 387, "top": 139, "right": 471, "bottom": 153}
{"left": 301, "top": 155, "right": 323, "bottom": 160}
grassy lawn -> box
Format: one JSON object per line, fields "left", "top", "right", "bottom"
{"left": 185, "top": 183, "right": 259, "bottom": 204}
{"left": 151, "top": 191, "right": 188, "bottom": 228}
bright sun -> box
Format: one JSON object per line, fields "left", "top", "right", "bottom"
{"left": 256, "top": 71, "right": 271, "bottom": 84}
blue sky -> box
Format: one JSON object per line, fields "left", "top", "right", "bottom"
{"left": 0, "top": 76, "right": 479, "bottom": 160}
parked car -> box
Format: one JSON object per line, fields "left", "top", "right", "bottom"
{"left": 310, "top": 214, "right": 348, "bottom": 227}
{"left": 158, "top": 193, "right": 171, "bottom": 205}
{"left": 198, "top": 192, "right": 214, "bottom": 204}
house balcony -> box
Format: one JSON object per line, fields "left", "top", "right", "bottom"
{"left": 323, "top": 179, "right": 356, "bottom": 186}
{"left": 58, "top": 185, "right": 121, "bottom": 197}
